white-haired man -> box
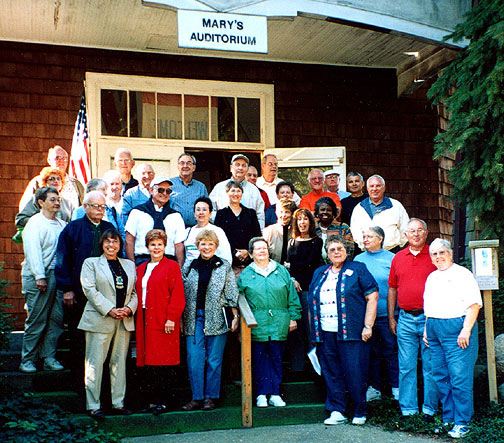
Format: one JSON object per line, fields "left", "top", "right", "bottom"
{"left": 256, "top": 153, "right": 300, "bottom": 205}
{"left": 122, "top": 163, "right": 155, "bottom": 222}
{"left": 114, "top": 148, "right": 138, "bottom": 195}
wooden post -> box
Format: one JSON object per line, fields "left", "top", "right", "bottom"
{"left": 240, "top": 315, "right": 253, "bottom": 427}
{"left": 483, "top": 289, "right": 499, "bottom": 403}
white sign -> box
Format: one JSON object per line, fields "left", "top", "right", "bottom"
{"left": 178, "top": 10, "right": 268, "bottom": 54}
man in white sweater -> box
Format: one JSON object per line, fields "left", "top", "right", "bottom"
{"left": 19, "top": 187, "right": 67, "bottom": 373}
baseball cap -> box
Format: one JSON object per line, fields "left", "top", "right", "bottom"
{"left": 323, "top": 169, "right": 340, "bottom": 179}
{"left": 231, "top": 154, "right": 250, "bottom": 165}
{"left": 150, "top": 176, "right": 173, "bottom": 188}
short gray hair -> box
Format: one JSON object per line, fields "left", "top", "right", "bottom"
{"left": 367, "top": 226, "right": 385, "bottom": 247}
{"left": 408, "top": 218, "right": 428, "bottom": 231}
{"left": 178, "top": 153, "right": 196, "bottom": 164}
{"left": 83, "top": 190, "right": 106, "bottom": 205}
{"left": 347, "top": 172, "right": 363, "bottom": 182}
{"left": 429, "top": 238, "right": 453, "bottom": 255}
{"left": 114, "top": 148, "right": 133, "bottom": 162}
{"left": 261, "top": 153, "right": 278, "bottom": 164}
{"left": 103, "top": 170, "right": 121, "bottom": 183}
{"left": 85, "top": 178, "right": 107, "bottom": 193}
{"left": 366, "top": 174, "right": 385, "bottom": 186}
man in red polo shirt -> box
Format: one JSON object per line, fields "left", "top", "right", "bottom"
{"left": 387, "top": 218, "right": 438, "bottom": 420}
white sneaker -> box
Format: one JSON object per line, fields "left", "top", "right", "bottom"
{"left": 43, "top": 358, "right": 64, "bottom": 371}
{"left": 366, "top": 386, "right": 381, "bottom": 402}
{"left": 19, "top": 361, "right": 37, "bottom": 373}
{"left": 256, "top": 395, "right": 268, "bottom": 407}
{"left": 447, "top": 424, "right": 470, "bottom": 439}
{"left": 392, "top": 387, "right": 400, "bottom": 400}
{"left": 324, "top": 411, "right": 347, "bottom": 425}
{"left": 268, "top": 395, "right": 286, "bottom": 407}
{"left": 352, "top": 416, "right": 366, "bottom": 425}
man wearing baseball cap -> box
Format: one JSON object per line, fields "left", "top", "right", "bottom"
{"left": 209, "top": 154, "right": 265, "bottom": 229}
{"left": 125, "top": 176, "right": 185, "bottom": 267}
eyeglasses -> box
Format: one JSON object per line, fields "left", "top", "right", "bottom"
{"left": 47, "top": 176, "right": 62, "bottom": 182}
{"left": 407, "top": 229, "right": 425, "bottom": 235}
{"left": 309, "top": 177, "right": 324, "bottom": 182}
{"left": 117, "top": 159, "right": 132, "bottom": 164}
{"left": 327, "top": 246, "right": 346, "bottom": 253}
{"left": 431, "top": 250, "right": 448, "bottom": 257}
{"left": 53, "top": 156, "right": 67, "bottom": 161}
{"left": 87, "top": 204, "right": 106, "bottom": 210}
{"left": 178, "top": 161, "right": 194, "bottom": 166}
{"left": 155, "top": 187, "right": 172, "bottom": 195}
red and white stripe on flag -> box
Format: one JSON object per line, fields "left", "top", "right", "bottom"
{"left": 69, "top": 92, "right": 91, "bottom": 185}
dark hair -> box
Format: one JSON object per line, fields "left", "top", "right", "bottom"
{"left": 194, "top": 196, "right": 213, "bottom": 213}
{"left": 145, "top": 229, "right": 167, "bottom": 248}
{"left": 99, "top": 229, "right": 123, "bottom": 253}
{"left": 225, "top": 180, "right": 243, "bottom": 192}
{"left": 35, "top": 186, "right": 59, "bottom": 203}
{"left": 314, "top": 196, "right": 339, "bottom": 218}
{"left": 324, "top": 234, "right": 351, "bottom": 254}
{"left": 275, "top": 181, "right": 295, "bottom": 195}
{"left": 248, "top": 236, "right": 271, "bottom": 255}
{"left": 292, "top": 208, "right": 317, "bottom": 238}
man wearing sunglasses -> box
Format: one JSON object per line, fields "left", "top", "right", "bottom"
{"left": 125, "top": 177, "right": 185, "bottom": 267}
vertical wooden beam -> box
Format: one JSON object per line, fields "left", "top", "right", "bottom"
{"left": 483, "top": 290, "right": 498, "bottom": 403}
{"left": 241, "top": 316, "right": 253, "bottom": 427}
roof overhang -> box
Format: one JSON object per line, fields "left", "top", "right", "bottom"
{"left": 1, "top": 0, "right": 469, "bottom": 96}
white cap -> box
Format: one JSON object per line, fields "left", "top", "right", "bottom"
{"left": 323, "top": 169, "right": 340, "bottom": 178}
{"left": 150, "top": 176, "right": 173, "bottom": 188}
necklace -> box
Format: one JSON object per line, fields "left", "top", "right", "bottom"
{"left": 108, "top": 260, "right": 125, "bottom": 290}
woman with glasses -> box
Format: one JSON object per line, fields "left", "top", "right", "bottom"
{"left": 308, "top": 235, "right": 378, "bottom": 426}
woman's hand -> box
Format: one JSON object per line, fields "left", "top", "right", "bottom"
{"left": 292, "top": 279, "right": 302, "bottom": 293}
{"left": 361, "top": 326, "right": 372, "bottom": 342}
{"left": 289, "top": 320, "right": 297, "bottom": 332}
{"left": 457, "top": 327, "right": 471, "bottom": 349}
{"left": 165, "top": 319, "right": 175, "bottom": 334}
{"left": 231, "top": 316, "right": 239, "bottom": 332}
{"left": 235, "top": 249, "right": 249, "bottom": 262}
{"left": 108, "top": 308, "right": 121, "bottom": 319}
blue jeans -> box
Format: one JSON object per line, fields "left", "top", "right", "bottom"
{"left": 427, "top": 317, "right": 478, "bottom": 425}
{"left": 397, "top": 310, "right": 438, "bottom": 415}
{"left": 186, "top": 310, "right": 228, "bottom": 400}
{"left": 287, "top": 290, "right": 309, "bottom": 372}
{"left": 317, "top": 331, "right": 370, "bottom": 417}
{"left": 369, "top": 316, "right": 399, "bottom": 390}
{"left": 252, "top": 340, "right": 285, "bottom": 395}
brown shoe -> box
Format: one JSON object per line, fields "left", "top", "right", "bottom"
{"left": 202, "top": 398, "right": 216, "bottom": 411}
{"left": 182, "top": 400, "right": 201, "bottom": 411}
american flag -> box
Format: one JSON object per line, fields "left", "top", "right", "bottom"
{"left": 69, "top": 92, "right": 91, "bottom": 184}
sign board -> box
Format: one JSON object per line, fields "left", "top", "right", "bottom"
{"left": 469, "top": 240, "right": 500, "bottom": 290}
{"left": 178, "top": 10, "right": 268, "bottom": 54}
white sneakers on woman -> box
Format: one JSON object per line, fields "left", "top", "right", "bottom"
{"left": 256, "top": 394, "right": 286, "bottom": 407}
{"left": 324, "top": 411, "right": 347, "bottom": 425}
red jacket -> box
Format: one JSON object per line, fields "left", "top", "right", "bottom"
{"left": 135, "top": 257, "right": 185, "bottom": 366}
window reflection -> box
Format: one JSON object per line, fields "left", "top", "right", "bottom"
{"left": 238, "top": 98, "right": 260, "bottom": 142}
{"left": 158, "top": 93, "right": 182, "bottom": 139}
{"left": 185, "top": 95, "right": 209, "bottom": 140}
{"left": 130, "top": 91, "right": 155, "bottom": 138}
{"left": 101, "top": 89, "right": 127, "bottom": 136}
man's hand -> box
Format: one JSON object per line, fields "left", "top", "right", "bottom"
{"left": 35, "top": 278, "right": 48, "bottom": 292}
{"left": 388, "top": 317, "right": 397, "bottom": 335}
{"left": 63, "top": 291, "right": 75, "bottom": 307}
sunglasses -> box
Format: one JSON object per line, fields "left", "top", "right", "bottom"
{"left": 156, "top": 187, "right": 172, "bottom": 195}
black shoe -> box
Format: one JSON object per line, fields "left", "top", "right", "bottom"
{"left": 89, "top": 409, "right": 105, "bottom": 420}
{"left": 138, "top": 405, "right": 157, "bottom": 414}
{"left": 153, "top": 404, "right": 169, "bottom": 416}
{"left": 112, "top": 407, "right": 133, "bottom": 416}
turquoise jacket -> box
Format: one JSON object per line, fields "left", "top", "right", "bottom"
{"left": 237, "top": 261, "right": 301, "bottom": 342}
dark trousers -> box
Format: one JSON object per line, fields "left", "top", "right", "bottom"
{"left": 252, "top": 340, "right": 286, "bottom": 396}
{"left": 286, "top": 291, "right": 309, "bottom": 372}
{"left": 317, "top": 331, "right": 370, "bottom": 417}
{"left": 64, "top": 290, "right": 86, "bottom": 394}
{"left": 368, "top": 316, "right": 399, "bottom": 390}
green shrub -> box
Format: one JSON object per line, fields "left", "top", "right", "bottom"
{"left": 0, "top": 393, "right": 121, "bottom": 443}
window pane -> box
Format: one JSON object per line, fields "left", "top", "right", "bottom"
{"left": 101, "top": 89, "right": 127, "bottom": 136}
{"left": 238, "top": 98, "right": 260, "bottom": 142}
{"left": 130, "top": 91, "right": 155, "bottom": 138}
{"left": 157, "top": 93, "right": 182, "bottom": 139}
{"left": 211, "top": 96, "right": 235, "bottom": 142}
{"left": 184, "top": 95, "right": 209, "bottom": 140}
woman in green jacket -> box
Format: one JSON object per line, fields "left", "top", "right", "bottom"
{"left": 237, "top": 237, "right": 301, "bottom": 408}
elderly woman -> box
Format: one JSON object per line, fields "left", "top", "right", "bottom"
{"left": 16, "top": 167, "right": 73, "bottom": 229}
{"left": 264, "top": 181, "right": 296, "bottom": 227}
{"left": 314, "top": 197, "right": 353, "bottom": 262}
{"left": 308, "top": 235, "right": 378, "bottom": 425}
{"left": 263, "top": 198, "right": 297, "bottom": 264}
{"left": 214, "top": 180, "right": 261, "bottom": 277}
{"left": 354, "top": 227, "right": 398, "bottom": 402}
{"left": 79, "top": 229, "right": 137, "bottom": 420}
{"left": 423, "top": 238, "right": 482, "bottom": 439}
{"left": 237, "top": 237, "right": 301, "bottom": 408}
{"left": 181, "top": 230, "right": 239, "bottom": 411}
{"left": 135, "top": 229, "right": 185, "bottom": 415}
{"left": 184, "top": 197, "right": 232, "bottom": 264}
{"left": 285, "top": 208, "right": 323, "bottom": 372}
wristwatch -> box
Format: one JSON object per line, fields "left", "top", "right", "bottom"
{"left": 364, "top": 324, "right": 373, "bottom": 329}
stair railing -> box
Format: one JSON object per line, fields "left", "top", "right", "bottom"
{"left": 237, "top": 294, "right": 257, "bottom": 427}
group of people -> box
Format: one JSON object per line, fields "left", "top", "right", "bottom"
{"left": 17, "top": 146, "right": 482, "bottom": 438}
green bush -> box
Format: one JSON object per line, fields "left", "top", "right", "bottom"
{"left": 0, "top": 393, "right": 121, "bottom": 443}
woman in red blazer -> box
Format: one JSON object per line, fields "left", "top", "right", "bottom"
{"left": 135, "top": 229, "right": 185, "bottom": 415}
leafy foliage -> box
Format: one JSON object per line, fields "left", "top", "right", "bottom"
{"left": 0, "top": 393, "right": 120, "bottom": 443}
{"left": 427, "top": 0, "right": 504, "bottom": 238}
